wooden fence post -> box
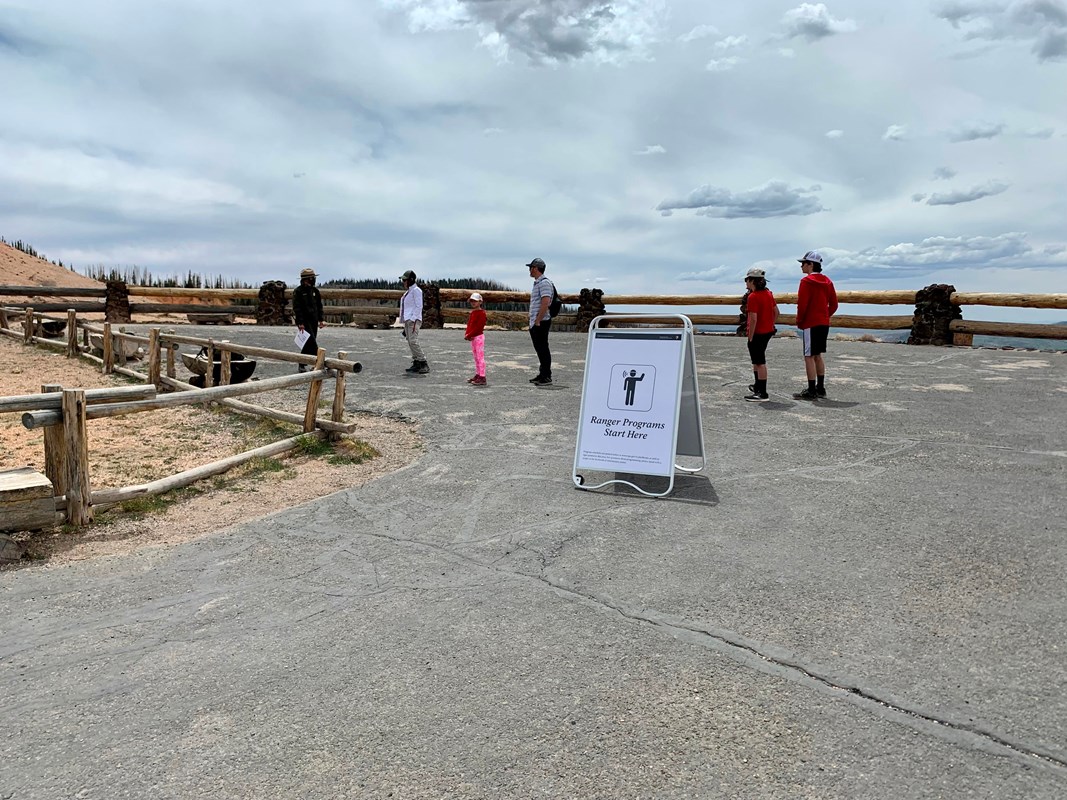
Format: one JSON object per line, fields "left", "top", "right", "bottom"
{"left": 62, "top": 388, "right": 93, "bottom": 525}
{"left": 303, "top": 348, "right": 327, "bottom": 432}
{"left": 0, "top": 306, "right": 9, "bottom": 329}
{"left": 103, "top": 321, "right": 114, "bottom": 374}
{"left": 42, "top": 383, "right": 68, "bottom": 501}
{"left": 24, "top": 307, "right": 33, "bottom": 343}
{"left": 204, "top": 342, "right": 215, "bottom": 388}
{"left": 330, "top": 351, "right": 348, "bottom": 442}
{"left": 166, "top": 344, "right": 176, "bottom": 380}
{"left": 220, "top": 348, "right": 232, "bottom": 386}
{"left": 66, "top": 309, "right": 77, "bottom": 357}
{"left": 147, "top": 328, "right": 161, "bottom": 387}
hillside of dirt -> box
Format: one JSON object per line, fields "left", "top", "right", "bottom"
{"left": 0, "top": 241, "right": 103, "bottom": 290}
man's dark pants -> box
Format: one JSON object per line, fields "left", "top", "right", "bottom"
{"left": 530, "top": 320, "right": 552, "bottom": 378}
{"left": 300, "top": 327, "right": 319, "bottom": 356}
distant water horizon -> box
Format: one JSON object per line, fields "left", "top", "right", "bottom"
{"left": 695, "top": 325, "right": 1067, "bottom": 352}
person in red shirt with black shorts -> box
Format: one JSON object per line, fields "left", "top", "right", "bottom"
{"left": 743, "top": 268, "right": 778, "bottom": 402}
{"left": 794, "top": 250, "right": 838, "bottom": 400}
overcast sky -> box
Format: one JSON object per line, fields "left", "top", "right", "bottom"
{"left": 1, "top": 0, "right": 1065, "bottom": 316}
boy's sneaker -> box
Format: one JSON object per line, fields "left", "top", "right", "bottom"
{"left": 744, "top": 392, "right": 769, "bottom": 402}
{"left": 793, "top": 388, "right": 819, "bottom": 400}
{"left": 533, "top": 376, "right": 553, "bottom": 386}
{"left": 816, "top": 386, "right": 826, "bottom": 397}
{"left": 471, "top": 375, "right": 487, "bottom": 386}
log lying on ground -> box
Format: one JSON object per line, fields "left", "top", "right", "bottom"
{"left": 90, "top": 431, "right": 328, "bottom": 511}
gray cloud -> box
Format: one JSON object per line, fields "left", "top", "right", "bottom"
{"left": 932, "top": 166, "right": 957, "bottom": 179}
{"left": 385, "top": 0, "right": 667, "bottom": 64}
{"left": 656, "top": 181, "right": 825, "bottom": 219}
{"left": 912, "top": 193, "right": 928, "bottom": 202}
{"left": 1023, "top": 126, "right": 1055, "bottom": 138}
{"left": 830, "top": 232, "right": 1048, "bottom": 272}
{"left": 781, "top": 3, "right": 858, "bottom": 41}
{"left": 926, "top": 180, "right": 1010, "bottom": 205}
{"left": 949, "top": 121, "right": 1006, "bottom": 141}
{"left": 934, "top": 0, "right": 1067, "bottom": 62}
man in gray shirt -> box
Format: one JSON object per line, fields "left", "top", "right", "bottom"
{"left": 527, "top": 257, "right": 556, "bottom": 385}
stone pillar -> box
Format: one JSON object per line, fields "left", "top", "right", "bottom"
{"left": 104, "top": 280, "right": 131, "bottom": 323}
{"left": 257, "top": 281, "right": 291, "bottom": 325}
{"left": 575, "top": 288, "right": 605, "bottom": 333}
{"left": 908, "top": 283, "right": 962, "bottom": 346}
{"left": 421, "top": 283, "right": 444, "bottom": 328}
{"left": 736, "top": 289, "right": 751, "bottom": 336}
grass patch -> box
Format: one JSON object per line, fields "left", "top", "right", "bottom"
{"left": 327, "top": 438, "right": 380, "bottom": 466}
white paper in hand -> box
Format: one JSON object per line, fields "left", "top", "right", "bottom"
{"left": 294, "top": 329, "right": 311, "bottom": 348}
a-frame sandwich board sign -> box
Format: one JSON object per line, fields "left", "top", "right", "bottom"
{"left": 573, "top": 314, "right": 706, "bottom": 497}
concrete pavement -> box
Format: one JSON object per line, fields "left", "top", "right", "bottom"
{"left": 2, "top": 326, "right": 1066, "bottom": 798}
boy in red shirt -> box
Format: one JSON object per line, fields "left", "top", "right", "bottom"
{"left": 743, "top": 268, "right": 778, "bottom": 402}
{"left": 465, "top": 292, "right": 488, "bottom": 386}
{"left": 794, "top": 250, "right": 838, "bottom": 400}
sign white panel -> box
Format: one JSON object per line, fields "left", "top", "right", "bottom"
{"left": 576, "top": 330, "right": 686, "bottom": 477}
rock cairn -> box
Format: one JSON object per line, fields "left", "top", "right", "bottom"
{"left": 908, "top": 283, "right": 961, "bottom": 346}
{"left": 257, "top": 281, "right": 291, "bottom": 325}
{"left": 104, "top": 280, "right": 132, "bottom": 323}
{"left": 576, "top": 288, "right": 605, "bottom": 332}
{"left": 420, "top": 283, "right": 444, "bottom": 328}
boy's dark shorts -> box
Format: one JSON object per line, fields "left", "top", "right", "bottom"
{"left": 801, "top": 326, "right": 829, "bottom": 357}
{"left": 747, "top": 331, "right": 774, "bottom": 366}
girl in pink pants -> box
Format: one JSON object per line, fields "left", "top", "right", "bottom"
{"left": 464, "top": 293, "right": 487, "bottom": 386}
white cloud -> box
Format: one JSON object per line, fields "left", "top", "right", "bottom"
{"left": 705, "top": 56, "right": 741, "bottom": 72}
{"left": 782, "top": 3, "right": 858, "bottom": 41}
{"left": 932, "top": 166, "right": 957, "bottom": 180}
{"left": 634, "top": 144, "right": 666, "bottom": 155}
{"left": 926, "top": 180, "right": 1010, "bottom": 205}
{"left": 1023, "top": 126, "right": 1055, "bottom": 138}
{"left": 656, "top": 180, "right": 825, "bottom": 219}
{"left": 825, "top": 129, "right": 844, "bottom": 138}
{"left": 831, "top": 232, "right": 1051, "bottom": 272}
{"left": 715, "top": 35, "right": 749, "bottom": 50}
{"left": 678, "top": 24, "right": 719, "bottom": 43}
{"left": 883, "top": 124, "right": 908, "bottom": 141}
{"left": 778, "top": 47, "right": 797, "bottom": 57}
{"left": 483, "top": 127, "right": 503, "bottom": 136}
{"left": 678, "top": 265, "right": 730, "bottom": 281}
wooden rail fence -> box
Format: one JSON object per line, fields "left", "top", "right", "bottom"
{"left": 1, "top": 308, "right": 363, "bottom": 527}
{"left": 2, "top": 283, "right": 1066, "bottom": 342}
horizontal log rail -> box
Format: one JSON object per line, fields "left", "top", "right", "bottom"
{"left": 2, "top": 301, "right": 105, "bottom": 312}
{"left": 157, "top": 333, "right": 363, "bottom": 373}
{"left": 129, "top": 303, "right": 256, "bottom": 315}
{"left": 949, "top": 319, "right": 1067, "bottom": 339}
{"left": 950, "top": 293, "right": 1067, "bottom": 309}
{"left": 0, "top": 286, "right": 106, "bottom": 297}
{"left": 22, "top": 370, "right": 332, "bottom": 429}
{"left": 0, "top": 385, "right": 155, "bottom": 414}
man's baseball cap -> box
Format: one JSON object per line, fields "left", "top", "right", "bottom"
{"left": 469, "top": 292, "right": 482, "bottom": 301}
{"left": 300, "top": 267, "right": 316, "bottom": 278}
{"left": 745, "top": 268, "right": 766, "bottom": 280}
{"left": 798, "top": 250, "right": 823, "bottom": 264}
{"left": 526, "top": 257, "right": 545, "bottom": 269}
{"left": 400, "top": 269, "right": 417, "bottom": 282}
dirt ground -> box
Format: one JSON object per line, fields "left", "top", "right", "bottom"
{"left": 0, "top": 334, "right": 422, "bottom": 568}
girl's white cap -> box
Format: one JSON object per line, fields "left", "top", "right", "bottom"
{"left": 469, "top": 292, "right": 482, "bottom": 301}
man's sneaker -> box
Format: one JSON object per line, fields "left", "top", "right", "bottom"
{"left": 793, "top": 388, "right": 819, "bottom": 400}
{"left": 816, "top": 386, "right": 826, "bottom": 397}
{"left": 405, "top": 362, "right": 419, "bottom": 373}
{"left": 415, "top": 361, "right": 430, "bottom": 374}
{"left": 748, "top": 383, "right": 757, "bottom": 393}
{"left": 533, "top": 376, "right": 553, "bottom": 385}
{"left": 471, "top": 375, "right": 487, "bottom": 386}
{"left": 529, "top": 375, "right": 543, "bottom": 383}
{"left": 744, "top": 392, "right": 769, "bottom": 402}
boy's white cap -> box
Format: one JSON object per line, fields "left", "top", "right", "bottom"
{"left": 798, "top": 250, "right": 823, "bottom": 264}
{"left": 469, "top": 292, "right": 482, "bottom": 301}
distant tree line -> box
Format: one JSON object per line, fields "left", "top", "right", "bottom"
{"left": 1, "top": 235, "right": 72, "bottom": 270}
{"left": 323, "top": 276, "right": 529, "bottom": 312}
{"left": 78, "top": 263, "right": 255, "bottom": 289}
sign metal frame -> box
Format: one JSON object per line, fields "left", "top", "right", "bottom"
{"left": 573, "top": 314, "right": 706, "bottom": 497}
